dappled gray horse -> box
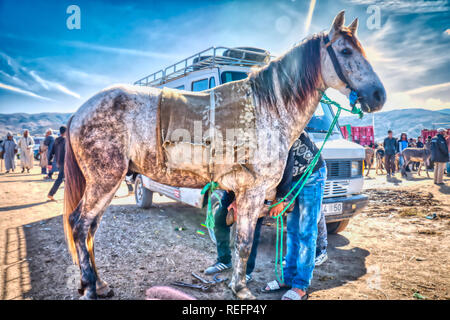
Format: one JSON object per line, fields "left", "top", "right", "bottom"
{"left": 63, "top": 11, "right": 386, "bottom": 299}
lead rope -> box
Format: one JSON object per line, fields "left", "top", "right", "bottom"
{"left": 270, "top": 90, "right": 363, "bottom": 283}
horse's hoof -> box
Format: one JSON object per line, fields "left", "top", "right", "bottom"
{"left": 234, "top": 287, "right": 256, "bottom": 300}
{"left": 97, "top": 284, "right": 114, "bottom": 298}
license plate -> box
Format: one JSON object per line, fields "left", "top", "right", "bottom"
{"left": 322, "top": 202, "right": 343, "bottom": 216}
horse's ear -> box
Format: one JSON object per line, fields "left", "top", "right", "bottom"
{"left": 349, "top": 18, "right": 358, "bottom": 36}
{"left": 329, "top": 10, "right": 345, "bottom": 39}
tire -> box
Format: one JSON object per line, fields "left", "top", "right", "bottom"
{"left": 326, "top": 219, "right": 350, "bottom": 234}
{"left": 135, "top": 175, "right": 153, "bottom": 209}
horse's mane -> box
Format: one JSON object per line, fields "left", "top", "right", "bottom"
{"left": 249, "top": 33, "right": 323, "bottom": 114}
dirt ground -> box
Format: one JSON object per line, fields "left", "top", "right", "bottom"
{"left": 0, "top": 160, "right": 449, "bottom": 300}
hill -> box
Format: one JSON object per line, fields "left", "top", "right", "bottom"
{"left": 339, "top": 108, "right": 450, "bottom": 142}
{"left": 0, "top": 108, "right": 448, "bottom": 141}
{"left": 0, "top": 113, "right": 72, "bottom": 138}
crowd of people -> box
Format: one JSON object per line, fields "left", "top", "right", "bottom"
{"left": 0, "top": 126, "right": 67, "bottom": 199}
{"left": 381, "top": 128, "right": 449, "bottom": 184}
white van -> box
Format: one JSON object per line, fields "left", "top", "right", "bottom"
{"left": 132, "top": 46, "right": 368, "bottom": 238}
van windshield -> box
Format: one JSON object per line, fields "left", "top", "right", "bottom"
{"left": 221, "top": 71, "right": 248, "bottom": 84}
{"left": 305, "top": 102, "right": 342, "bottom": 138}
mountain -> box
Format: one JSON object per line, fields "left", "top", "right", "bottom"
{"left": 339, "top": 108, "right": 450, "bottom": 142}
{"left": 0, "top": 113, "right": 72, "bottom": 138}
{"left": 0, "top": 108, "right": 448, "bottom": 141}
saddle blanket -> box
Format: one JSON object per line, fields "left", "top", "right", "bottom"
{"left": 157, "top": 80, "right": 259, "bottom": 180}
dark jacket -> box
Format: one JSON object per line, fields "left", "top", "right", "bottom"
{"left": 431, "top": 134, "right": 449, "bottom": 163}
{"left": 383, "top": 137, "right": 398, "bottom": 155}
{"left": 44, "top": 135, "right": 55, "bottom": 161}
{"left": 276, "top": 132, "right": 324, "bottom": 201}
{"left": 416, "top": 141, "right": 424, "bottom": 148}
{"left": 48, "top": 136, "right": 66, "bottom": 168}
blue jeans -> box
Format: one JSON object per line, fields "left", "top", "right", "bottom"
{"left": 283, "top": 164, "right": 327, "bottom": 290}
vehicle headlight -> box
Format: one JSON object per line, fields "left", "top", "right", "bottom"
{"left": 351, "top": 160, "right": 362, "bottom": 176}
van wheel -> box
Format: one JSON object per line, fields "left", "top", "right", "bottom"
{"left": 135, "top": 175, "right": 153, "bottom": 209}
{"left": 326, "top": 219, "right": 350, "bottom": 234}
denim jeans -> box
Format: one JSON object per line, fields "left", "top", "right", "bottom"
{"left": 283, "top": 163, "right": 327, "bottom": 290}
{"left": 48, "top": 159, "right": 58, "bottom": 178}
{"left": 214, "top": 191, "right": 263, "bottom": 275}
{"left": 48, "top": 164, "right": 64, "bottom": 197}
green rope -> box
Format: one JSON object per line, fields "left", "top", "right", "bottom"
{"left": 201, "top": 181, "right": 220, "bottom": 230}
{"left": 269, "top": 91, "right": 363, "bottom": 283}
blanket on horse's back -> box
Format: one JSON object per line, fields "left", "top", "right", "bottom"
{"left": 157, "top": 80, "right": 259, "bottom": 181}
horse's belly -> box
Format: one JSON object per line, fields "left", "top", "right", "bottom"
{"left": 164, "top": 142, "right": 210, "bottom": 176}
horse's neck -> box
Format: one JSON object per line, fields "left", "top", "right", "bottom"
{"left": 255, "top": 80, "right": 325, "bottom": 148}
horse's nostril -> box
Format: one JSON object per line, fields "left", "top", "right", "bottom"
{"left": 373, "top": 90, "right": 381, "bottom": 102}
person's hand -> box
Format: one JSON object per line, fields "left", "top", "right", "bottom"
{"left": 47, "top": 165, "right": 52, "bottom": 171}
{"left": 269, "top": 202, "right": 286, "bottom": 217}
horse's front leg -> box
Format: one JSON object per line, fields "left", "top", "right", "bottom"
{"left": 230, "top": 187, "right": 265, "bottom": 300}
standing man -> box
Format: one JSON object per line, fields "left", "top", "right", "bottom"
{"left": 43, "top": 129, "right": 56, "bottom": 179}
{"left": 18, "top": 129, "right": 34, "bottom": 173}
{"left": 416, "top": 136, "right": 424, "bottom": 148}
{"left": 39, "top": 129, "right": 52, "bottom": 175}
{"left": 383, "top": 130, "right": 398, "bottom": 179}
{"left": 431, "top": 128, "right": 449, "bottom": 185}
{"left": 262, "top": 132, "right": 327, "bottom": 300}
{"left": 1, "top": 132, "right": 17, "bottom": 173}
{"left": 47, "top": 126, "right": 66, "bottom": 200}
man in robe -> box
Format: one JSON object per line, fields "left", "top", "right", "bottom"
{"left": 1, "top": 132, "right": 17, "bottom": 173}
{"left": 18, "top": 129, "right": 34, "bottom": 173}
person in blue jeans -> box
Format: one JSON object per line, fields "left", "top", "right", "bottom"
{"left": 261, "top": 133, "right": 327, "bottom": 300}
{"left": 205, "top": 133, "right": 328, "bottom": 294}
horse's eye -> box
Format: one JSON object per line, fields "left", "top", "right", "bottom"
{"left": 341, "top": 48, "right": 352, "bottom": 55}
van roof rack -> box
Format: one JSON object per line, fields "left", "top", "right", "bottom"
{"left": 134, "top": 46, "right": 271, "bottom": 87}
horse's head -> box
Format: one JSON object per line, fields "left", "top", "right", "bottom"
{"left": 321, "top": 11, "right": 386, "bottom": 113}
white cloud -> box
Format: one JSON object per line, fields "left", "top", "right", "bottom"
{"left": 0, "top": 82, "right": 54, "bottom": 101}
{"left": 28, "top": 70, "right": 81, "bottom": 99}
{"left": 404, "top": 82, "right": 450, "bottom": 95}
{"left": 62, "top": 41, "right": 179, "bottom": 60}
{"left": 345, "top": 0, "right": 450, "bottom": 14}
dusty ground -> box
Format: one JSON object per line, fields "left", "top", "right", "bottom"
{"left": 0, "top": 160, "right": 449, "bottom": 300}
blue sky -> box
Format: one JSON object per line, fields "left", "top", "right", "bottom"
{"left": 0, "top": 0, "right": 449, "bottom": 114}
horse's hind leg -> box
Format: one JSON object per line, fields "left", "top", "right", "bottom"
{"left": 88, "top": 216, "right": 114, "bottom": 297}
{"left": 230, "top": 187, "right": 265, "bottom": 300}
{"left": 73, "top": 174, "right": 126, "bottom": 299}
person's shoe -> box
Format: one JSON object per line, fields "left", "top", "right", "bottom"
{"left": 315, "top": 251, "right": 328, "bottom": 266}
{"left": 21, "top": 168, "right": 25, "bottom": 173}
{"left": 204, "top": 262, "right": 232, "bottom": 275}
{"left": 5, "top": 170, "right": 9, "bottom": 174}
{"left": 47, "top": 195, "right": 55, "bottom": 201}
{"left": 246, "top": 274, "right": 253, "bottom": 283}
{"left": 27, "top": 168, "right": 30, "bottom": 173}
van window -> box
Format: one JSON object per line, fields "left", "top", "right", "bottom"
{"left": 192, "top": 79, "right": 208, "bottom": 91}
{"left": 209, "top": 77, "right": 216, "bottom": 89}
{"left": 175, "top": 85, "right": 185, "bottom": 90}
{"left": 221, "top": 71, "right": 247, "bottom": 84}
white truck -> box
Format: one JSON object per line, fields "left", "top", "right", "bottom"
{"left": 132, "top": 46, "right": 368, "bottom": 238}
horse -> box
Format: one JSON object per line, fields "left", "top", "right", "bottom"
{"left": 401, "top": 142, "right": 431, "bottom": 178}
{"left": 375, "top": 146, "right": 385, "bottom": 175}
{"left": 63, "top": 11, "right": 386, "bottom": 300}
{"left": 364, "top": 146, "right": 374, "bottom": 176}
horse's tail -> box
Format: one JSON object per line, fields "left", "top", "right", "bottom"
{"left": 64, "top": 117, "right": 85, "bottom": 265}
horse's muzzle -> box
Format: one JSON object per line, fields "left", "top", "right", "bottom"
{"left": 358, "top": 84, "right": 386, "bottom": 113}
